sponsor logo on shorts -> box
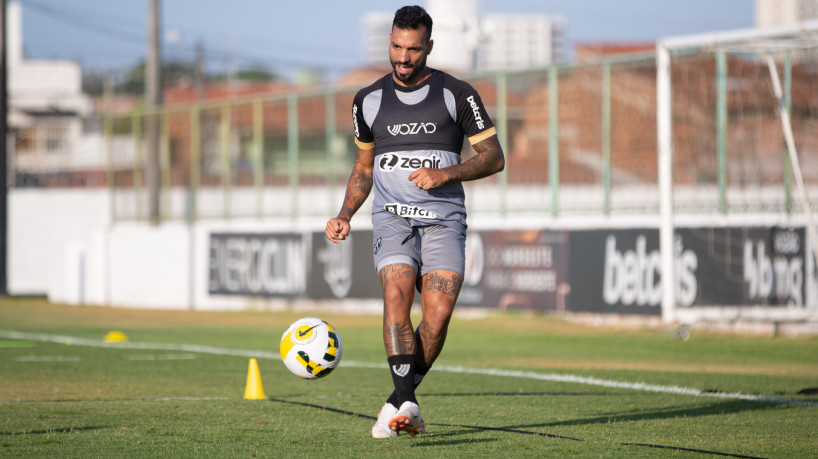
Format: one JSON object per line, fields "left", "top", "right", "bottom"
{"left": 387, "top": 122, "right": 437, "bottom": 136}
{"left": 378, "top": 153, "right": 441, "bottom": 172}
{"left": 384, "top": 203, "right": 437, "bottom": 219}
{"left": 373, "top": 237, "right": 382, "bottom": 254}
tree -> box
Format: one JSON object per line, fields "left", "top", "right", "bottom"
{"left": 82, "top": 60, "right": 281, "bottom": 97}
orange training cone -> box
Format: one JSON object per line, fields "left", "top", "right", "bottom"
{"left": 243, "top": 358, "right": 267, "bottom": 400}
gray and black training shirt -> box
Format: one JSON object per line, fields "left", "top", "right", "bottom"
{"left": 352, "top": 69, "right": 497, "bottom": 231}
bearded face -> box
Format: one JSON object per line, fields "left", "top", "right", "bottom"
{"left": 388, "top": 25, "right": 433, "bottom": 86}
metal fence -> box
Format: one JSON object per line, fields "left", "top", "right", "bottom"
{"left": 13, "top": 51, "right": 818, "bottom": 223}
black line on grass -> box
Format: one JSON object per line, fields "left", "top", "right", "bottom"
{"left": 267, "top": 397, "right": 379, "bottom": 421}
{"left": 543, "top": 399, "right": 780, "bottom": 427}
{"left": 431, "top": 421, "right": 583, "bottom": 441}
{"left": 623, "top": 443, "right": 768, "bottom": 459}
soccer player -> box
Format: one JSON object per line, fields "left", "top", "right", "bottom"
{"left": 325, "top": 5, "right": 504, "bottom": 438}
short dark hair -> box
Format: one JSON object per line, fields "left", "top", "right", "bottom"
{"left": 393, "top": 5, "right": 433, "bottom": 42}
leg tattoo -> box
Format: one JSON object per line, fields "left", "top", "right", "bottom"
{"left": 423, "top": 272, "right": 463, "bottom": 297}
{"left": 384, "top": 319, "right": 415, "bottom": 356}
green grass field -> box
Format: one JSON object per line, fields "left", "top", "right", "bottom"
{"left": 1, "top": 298, "right": 817, "bottom": 457}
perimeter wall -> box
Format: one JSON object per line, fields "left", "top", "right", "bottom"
{"left": 10, "top": 189, "right": 817, "bottom": 327}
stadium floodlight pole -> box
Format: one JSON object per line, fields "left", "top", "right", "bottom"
{"left": 766, "top": 55, "right": 818, "bottom": 268}
{"left": 656, "top": 41, "right": 675, "bottom": 324}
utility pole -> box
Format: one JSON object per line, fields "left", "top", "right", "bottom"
{"left": 145, "top": 0, "right": 162, "bottom": 224}
{"left": 194, "top": 40, "right": 205, "bottom": 100}
{"left": 0, "top": 0, "right": 8, "bottom": 295}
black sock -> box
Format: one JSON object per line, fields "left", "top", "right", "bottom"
{"left": 387, "top": 354, "right": 416, "bottom": 405}
{"left": 387, "top": 362, "right": 429, "bottom": 407}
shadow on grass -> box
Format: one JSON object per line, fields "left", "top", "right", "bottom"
{"left": 418, "top": 391, "right": 784, "bottom": 428}
{"left": 423, "top": 391, "right": 622, "bottom": 397}
{"left": 539, "top": 399, "right": 781, "bottom": 427}
{"left": 270, "top": 397, "right": 767, "bottom": 458}
{"left": 411, "top": 436, "right": 497, "bottom": 447}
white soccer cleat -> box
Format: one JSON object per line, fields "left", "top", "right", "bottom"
{"left": 389, "top": 401, "right": 426, "bottom": 437}
{"left": 371, "top": 402, "right": 398, "bottom": 438}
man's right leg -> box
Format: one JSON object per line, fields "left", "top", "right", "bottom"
{"left": 372, "top": 262, "right": 418, "bottom": 438}
{"left": 379, "top": 263, "right": 426, "bottom": 436}
{"left": 380, "top": 263, "right": 418, "bottom": 405}
{"left": 384, "top": 323, "right": 433, "bottom": 409}
{"left": 370, "top": 217, "right": 425, "bottom": 437}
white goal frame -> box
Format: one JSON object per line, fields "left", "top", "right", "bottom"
{"left": 656, "top": 20, "right": 818, "bottom": 323}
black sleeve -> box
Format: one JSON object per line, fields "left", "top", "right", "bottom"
{"left": 351, "top": 89, "right": 374, "bottom": 147}
{"left": 447, "top": 75, "right": 495, "bottom": 138}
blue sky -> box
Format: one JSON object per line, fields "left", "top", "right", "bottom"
{"left": 18, "top": 0, "right": 755, "bottom": 76}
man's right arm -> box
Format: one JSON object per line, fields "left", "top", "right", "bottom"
{"left": 325, "top": 146, "right": 375, "bottom": 243}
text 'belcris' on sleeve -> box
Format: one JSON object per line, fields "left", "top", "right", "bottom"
{"left": 452, "top": 78, "right": 497, "bottom": 146}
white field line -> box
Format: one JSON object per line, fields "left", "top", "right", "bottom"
{"left": 2, "top": 330, "right": 816, "bottom": 407}
{"left": 125, "top": 353, "right": 198, "bottom": 361}
{"left": 15, "top": 355, "right": 82, "bottom": 362}
{"left": 2, "top": 397, "right": 229, "bottom": 403}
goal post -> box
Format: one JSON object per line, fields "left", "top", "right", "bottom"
{"left": 656, "top": 20, "right": 818, "bottom": 323}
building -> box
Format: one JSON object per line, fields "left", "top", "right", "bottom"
{"left": 425, "top": 0, "right": 480, "bottom": 72}
{"left": 361, "top": 0, "right": 565, "bottom": 74}
{"left": 573, "top": 42, "right": 654, "bottom": 62}
{"left": 477, "top": 14, "right": 565, "bottom": 71}
{"left": 756, "top": 0, "right": 818, "bottom": 27}
{"left": 361, "top": 12, "right": 393, "bottom": 69}
{"left": 7, "top": 1, "right": 93, "bottom": 185}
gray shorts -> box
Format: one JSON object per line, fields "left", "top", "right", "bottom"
{"left": 372, "top": 216, "right": 466, "bottom": 276}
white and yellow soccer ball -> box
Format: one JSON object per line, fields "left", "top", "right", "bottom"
{"left": 279, "top": 317, "right": 343, "bottom": 379}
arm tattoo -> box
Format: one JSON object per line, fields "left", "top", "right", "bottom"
{"left": 338, "top": 162, "right": 372, "bottom": 220}
{"left": 445, "top": 135, "right": 505, "bottom": 182}
{"left": 384, "top": 320, "right": 416, "bottom": 355}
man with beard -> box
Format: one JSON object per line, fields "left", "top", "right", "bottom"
{"left": 325, "top": 5, "right": 505, "bottom": 438}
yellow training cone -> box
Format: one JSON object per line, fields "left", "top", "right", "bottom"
{"left": 104, "top": 331, "right": 128, "bottom": 343}
{"left": 244, "top": 358, "right": 267, "bottom": 400}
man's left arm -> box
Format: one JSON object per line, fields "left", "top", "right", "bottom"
{"left": 408, "top": 134, "right": 504, "bottom": 190}
{"left": 409, "top": 79, "right": 505, "bottom": 190}
{"left": 448, "top": 134, "right": 505, "bottom": 181}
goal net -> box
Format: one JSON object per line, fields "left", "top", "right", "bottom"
{"left": 656, "top": 20, "right": 818, "bottom": 320}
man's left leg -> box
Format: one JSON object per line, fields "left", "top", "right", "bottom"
{"left": 408, "top": 225, "right": 465, "bottom": 390}
{"left": 417, "top": 269, "right": 462, "bottom": 373}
